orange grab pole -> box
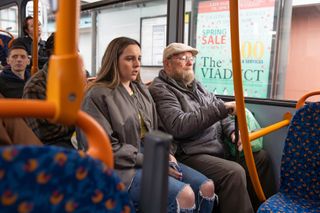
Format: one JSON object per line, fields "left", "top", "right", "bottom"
{"left": 0, "top": 100, "right": 55, "bottom": 118}
{"left": 31, "top": 0, "right": 39, "bottom": 75}
{"left": 47, "top": 0, "right": 84, "bottom": 125}
{"left": 249, "top": 112, "right": 292, "bottom": 142}
{"left": 229, "top": 0, "right": 266, "bottom": 201}
{"left": 0, "top": 100, "right": 113, "bottom": 168}
{"left": 296, "top": 90, "right": 320, "bottom": 109}
{"left": 76, "top": 111, "right": 114, "bottom": 168}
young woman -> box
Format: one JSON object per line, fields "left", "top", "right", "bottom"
{"left": 78, "top": 37, "right": 216, "bottom": 212}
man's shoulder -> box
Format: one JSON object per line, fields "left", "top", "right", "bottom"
{"left": 20, "top": 36, "right": 32, "bottom": 42}
{"left": 23, "top": 71, "right": 47, "bottom": 98}
{"left": 149, "top": 76, "right": 167, "bottom": 92}
{"left": 39, "top": 39, "right": 46, "bottom": 46}
{"left": 150, "top": 76, "right": 168, "bottom": 87}
{"left": 0, "top": 69, "right": 14, "bottom": 79}
{"left": 0, "top": 77, "right": 7, "bottom": 93}
{"left": 25, "top": 71, "right": 46, "bottom": 87}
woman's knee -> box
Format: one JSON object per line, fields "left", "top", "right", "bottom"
{"left": 176, "top": 185, "right": 195, "bottom": 209}
{"left": 200, "top": 180, "right": 215, "bottom": 198}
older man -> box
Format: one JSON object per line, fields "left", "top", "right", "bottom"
{"left": 0, "top": 44, "right": 30, "bottom": 98}
{"left": 149, "top": 43, "right": 276, "bottom": 213}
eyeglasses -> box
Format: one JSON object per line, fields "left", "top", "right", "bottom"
{"left": 170, "top": 55, "right": 196, "bottom": 63}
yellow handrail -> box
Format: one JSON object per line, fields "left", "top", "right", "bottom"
{"left": 31, "top": 0, "right": 39, "bottom": 75}
{"left": 229, "top": 0, "right": 266, "bottom": 201}
{"left": 249, "top": 112, "right": 292, "bottom": 142}
{"left": 296, "top": 90, "right": 320, "bottom": 109}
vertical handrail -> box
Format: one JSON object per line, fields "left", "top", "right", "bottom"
{"left": 31, "top": 0, "right": 39, "bottom": 75}
{"left": 47, "top": 0, "right": 84, "bottom": 124}
{"left": 229, "top": 0, "right": 266, "bottom": 201}
{"left": 234, "top": 116, "right": 240, "bottom": 163}
{"left": 140, "top": 131, "right": 171, "bottom": 213}
{"left": 0, "top": 0, "right": 113, "bottom": 168}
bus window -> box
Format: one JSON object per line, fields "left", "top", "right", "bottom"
{"left": 190, "top": 0, "right": 279, "bottom": 99}
{"left": 25, "top": 0, "right": 55, "bottom": 40}
{"left": 79, "top": 0, "right": 167, "bottom": 81}
{"left": 0, "top": 5, "right": 18, "bottom": 37}
{"left": 190, "top": 0, "right": 320, "bottom": 101}
{"left": 284, "top": 1, "right": 320, "bottom": 101}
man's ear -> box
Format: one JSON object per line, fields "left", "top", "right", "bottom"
{"left": 26, "top": 57, "right": 30, "bottom": 65}
{"left": 163, "top": 59, "right": 170, "bottom": 68}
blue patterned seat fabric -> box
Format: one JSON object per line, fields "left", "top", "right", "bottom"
{"left": 0, "top": 34, "right": 12, "bottom": 66}
{"left": 258, "top": 102, "right": 320, "bottom": 212}
{"left": 0, "top": 145, "right": 134, "bottom": 213}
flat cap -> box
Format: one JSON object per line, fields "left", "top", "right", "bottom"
{"left": 163, "top": 43, "right": 198, "bottom": 61}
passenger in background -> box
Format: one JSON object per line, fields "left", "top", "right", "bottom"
{"left": 77, "top": 37, "right": 216, "bottom": 213}
{"left": 0, "top": 44, "right": 30, "bottom": 98}
{"left": 19, "top": 16, "right": 47, "bottom": 69}
{"left": 149, "top": 43, "right": 277, "bottom": 213}
{"left": 0, "top": 93, "right": 42, "bottom": 145}
{"left": 23, "top": 33, "right": 75, "bottom": 149}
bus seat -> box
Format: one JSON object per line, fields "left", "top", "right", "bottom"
{"left": 0, "top": 31, "right": 14, "bottom": 67}
{"left": 258, "top": 102, "right": 320, "bottom": 212}
{"left": 0, "top": 145, "right": 133, "bottom": 212}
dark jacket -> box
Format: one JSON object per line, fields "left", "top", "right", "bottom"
{"left": 0, "top": 68, "right": 30, "bottom": 98}
{"left": 78, "top": 82, "right": 158, "bottom": 187}
{"left": 149, "top": 69, "right": 235, "bottom": 157}
{"left": 19, "top": 36, "right": 47, "bottom": 69}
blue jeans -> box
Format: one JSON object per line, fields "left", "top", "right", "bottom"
{"left": 128, "top": 163, "right": 217, "bottom": 213}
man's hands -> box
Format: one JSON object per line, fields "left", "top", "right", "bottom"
{"left": 224, "top": 101, "right": 236, "bottom": 115}
{"left": 231, "top": 131, "right": 243, "bottom": 151}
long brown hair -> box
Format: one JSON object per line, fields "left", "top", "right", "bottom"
{"left": 91, "top": 37, "right": 141, "bottom": 89}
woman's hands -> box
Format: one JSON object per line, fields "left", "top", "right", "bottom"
{"left": 169, "top": 154, "right": 182, "bottom": 180}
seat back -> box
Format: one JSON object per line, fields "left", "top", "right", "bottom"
{"left": 0, "top": 30, "right": 14, "bottom": 66}
{"left": 0, "top": 146, "right": 133, "bottom": 212}
{"left": 280, "top": 102, "right": 320, "bottom": 202}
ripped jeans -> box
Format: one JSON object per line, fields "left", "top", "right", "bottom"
{"left": 128, "top": 163, "right": 218, "bottom": 213}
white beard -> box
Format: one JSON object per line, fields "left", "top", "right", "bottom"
{"left": 182, "top": 70, "right": 195, "bottom": 85}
